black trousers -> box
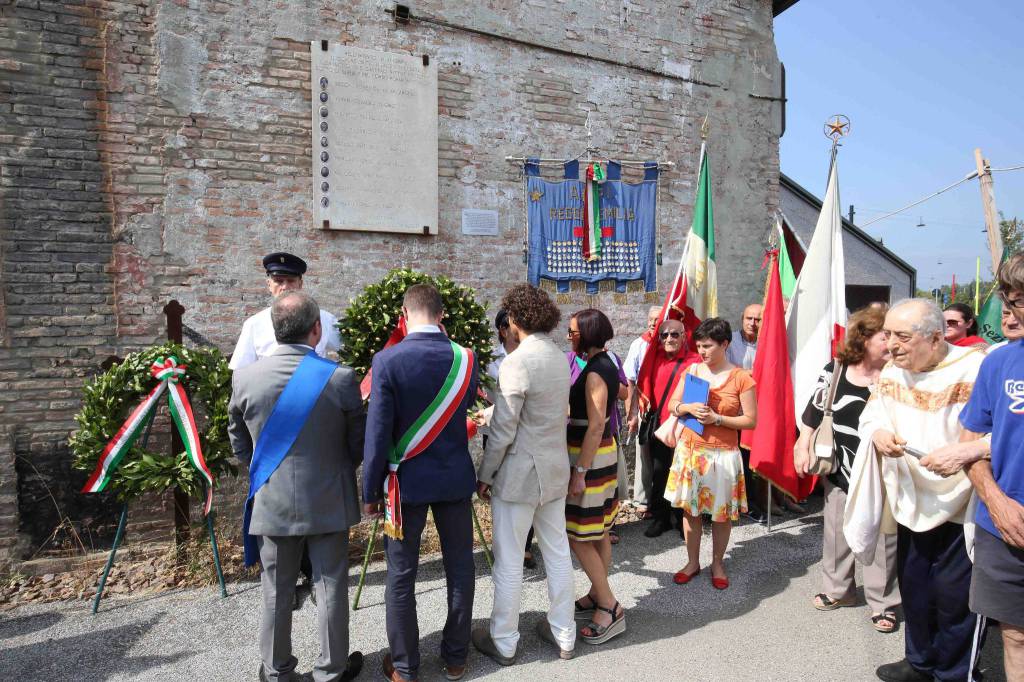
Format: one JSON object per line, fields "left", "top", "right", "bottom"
{"left": 649, "top": 438, "right": 681, "bottom": 526}
{"left": 385, "top": 497, "right": 475, "bottom": 680}
{"left": 898, "top": 522, "right": 987, "bottom": 681}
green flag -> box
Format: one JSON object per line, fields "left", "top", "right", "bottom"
{"left": 978, "top": 248, "right": 1011, "bottom": 345}
{"left": 977, "top": 287, "right": 1006, "bottom": 345}
{"left": 777, "top": 220, "right": 797, "bottom": 299}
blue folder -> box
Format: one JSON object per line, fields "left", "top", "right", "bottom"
{"left": 680, "top": 373, "right": 711, "bottom": 436}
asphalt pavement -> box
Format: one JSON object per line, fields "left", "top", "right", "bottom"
{"left": 0, "top": 500, "right": 1006, "bottom": 681}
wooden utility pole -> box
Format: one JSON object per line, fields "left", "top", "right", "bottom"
{"left": 975, "top": 148, "right": 1004, "bottom": 272}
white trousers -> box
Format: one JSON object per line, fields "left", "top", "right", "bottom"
{"left": 489, "top": 495, "right": 576, "bottom": 657}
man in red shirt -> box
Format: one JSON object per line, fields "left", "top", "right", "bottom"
{"left": 643, "top": 319, "right": 701, "bottom": 538}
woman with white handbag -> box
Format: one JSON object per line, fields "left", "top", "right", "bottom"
{"left": 794, "top": 306, "right": 901, "bottom": 633}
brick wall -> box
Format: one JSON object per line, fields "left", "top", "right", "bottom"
{"left": 0, "top": 0, "right": 782, "bottom": 564}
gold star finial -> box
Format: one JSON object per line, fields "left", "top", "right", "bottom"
{"left": 824, "top": 115, "right": 850, "bottom": 142}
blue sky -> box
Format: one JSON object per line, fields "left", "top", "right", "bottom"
{"left": 775, "top": 0, "right": 1024, "bottom": 292}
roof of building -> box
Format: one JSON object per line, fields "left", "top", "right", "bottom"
{"left": 773, "top": 0, "right": 801, "bottom": 17}
{"left": 779, "top": 172, "right": 918, "bottom": 292}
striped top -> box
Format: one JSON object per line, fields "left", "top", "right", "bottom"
{"left": 567, "top": 351, "right": 619, "bottom": 444}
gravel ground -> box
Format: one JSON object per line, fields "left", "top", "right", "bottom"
{"left": 0, "top": 499, "right": 1006, "bottom": 681}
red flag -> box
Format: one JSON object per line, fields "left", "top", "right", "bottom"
{"left": 748, "top": 251, "right": 817, "bottom": 501}
{"left": 359, "top": 315, "right": 407, "bottom": 400}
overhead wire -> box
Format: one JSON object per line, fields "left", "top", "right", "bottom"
{"left": 859, "top": 171, "right": 979, "bottom": 228}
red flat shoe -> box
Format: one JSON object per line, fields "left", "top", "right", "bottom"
{"left": 711, "top": 575, "right": 729, "bottom": 590}
{"left": 673, "top": 567, "right": 701, "bottom": 584}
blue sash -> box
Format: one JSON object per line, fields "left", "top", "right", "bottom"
{"left": 242, "top": 351, "right": 337, "bottom": 566}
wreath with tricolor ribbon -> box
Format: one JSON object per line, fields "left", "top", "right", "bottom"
{"left": 70, "top": 342, "right": 236, "bottom": 511}
{"left": 337, "top": 268, "right": 495, "bottom": 382}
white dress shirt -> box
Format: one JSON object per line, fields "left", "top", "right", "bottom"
{"left": 228, "top": 307, "right": 341, "bottom": 370}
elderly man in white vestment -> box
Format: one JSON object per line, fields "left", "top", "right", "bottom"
{"left": 845, "top": 298, "right": 987, "bottom": 682}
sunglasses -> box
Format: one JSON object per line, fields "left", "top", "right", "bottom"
{"left": 567, "top": 330, "right": 580, "bottom": 338}
{"left": 659, "top": 331, "right": 682, "bottom": 339}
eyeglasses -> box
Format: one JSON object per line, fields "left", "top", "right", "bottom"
{"left": 659, "top": 331, "right": 682, "bottom": 339}
{"left": 567, "top": 330, "right": 580, "bottom": 338}
{"left": 1000, "top": 292, "right": 1024, "bottom": 309}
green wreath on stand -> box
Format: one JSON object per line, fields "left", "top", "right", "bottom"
{"left": 337, "top": 268, "right": 495, "bottom": 384}
{"left": 70, "top": 342, "right": 236, "bottom": 502}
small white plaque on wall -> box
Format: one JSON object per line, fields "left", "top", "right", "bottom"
{"left": 461, "top": 209, "right": 499, "bottom": 236}
{"left": 311, "top": 43, "right": 438, "bottom": 235}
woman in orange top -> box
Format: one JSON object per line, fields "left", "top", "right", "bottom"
{"left": 664, "top": 318, "right": 758, "bottom": 590}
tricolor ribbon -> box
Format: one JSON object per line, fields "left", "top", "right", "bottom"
{"left": 581, "top": 162, "right": 606, "bottom": 262}
{"left": 383, "top": 341, "right": 474, "bottom": 540}
{"left": 81, "top": 356, "right": 216, "bottom": 514}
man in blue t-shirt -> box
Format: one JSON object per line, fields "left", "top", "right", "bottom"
{"left": 934, "top": 252, "right": 1024, "bottom": 681}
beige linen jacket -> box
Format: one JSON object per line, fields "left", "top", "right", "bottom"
{"left": 478, "top": 332, "right": 571, "bottom": 505}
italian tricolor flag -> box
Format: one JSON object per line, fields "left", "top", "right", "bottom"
{"left": 636, "top": 143, "right": 717, "bottom": 410}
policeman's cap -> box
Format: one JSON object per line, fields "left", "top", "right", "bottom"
{"left": 263, "top": 252, "right": 307, "bottom": 277}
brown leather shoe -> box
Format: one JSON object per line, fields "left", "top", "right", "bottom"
{"left": 382, "top": 654, "right": 417, "bottom": 682}
{"left": 442, "top": 661, "right": 467, "bottom": 681}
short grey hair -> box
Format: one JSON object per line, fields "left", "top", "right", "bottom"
{"left": 272, "top": 291, "right": 321, "bottom": 344}
{"left": 890, "top": 297, "right": 944, "bottom": 337}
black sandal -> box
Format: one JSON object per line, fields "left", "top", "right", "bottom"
{"left": 580, "top": 602, "right": 626, "bottom": 645}
{"left": 574, "top": 594, "right": 597, "bottom": 622}
{"left": 871, "top": 611, "right": 898, "bottom": 633}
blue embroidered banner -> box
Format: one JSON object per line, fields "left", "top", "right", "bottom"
{"left": 527, "top": 162, "right": 657, "bottom": 294}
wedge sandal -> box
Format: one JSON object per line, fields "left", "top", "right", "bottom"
{"left": 580, "top": 602, "right": 626, "bottom": 645}
{"left": 574, "top": 595, "right": 596, "bottom": 622}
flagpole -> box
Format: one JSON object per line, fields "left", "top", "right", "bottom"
{"left": 975, "top": 257, "right": 981, "bottom": 314}
{"left": 765, "top": 482, "right": 773, "bottom": 533}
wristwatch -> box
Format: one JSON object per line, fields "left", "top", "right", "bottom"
{"left": 574, "top": 465, "right": 587, "bottom": 474}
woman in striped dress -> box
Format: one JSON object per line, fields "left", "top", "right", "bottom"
{"left": 566, "top": 308, "right": 626, "bottom": 645}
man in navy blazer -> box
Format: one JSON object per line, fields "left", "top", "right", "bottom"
{"left": 364, "top": 283, "right": 479, "bottom": 682}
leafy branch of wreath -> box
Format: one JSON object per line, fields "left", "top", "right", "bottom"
{"left": 337, "top": 268, "right": 495, "bottom": 389}
{"left": 70, "top": 342, "right": 237, "bottom": 502}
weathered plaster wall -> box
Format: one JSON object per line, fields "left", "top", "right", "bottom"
{"left": 0, "top": 0, "right": 783, "bottom": 564}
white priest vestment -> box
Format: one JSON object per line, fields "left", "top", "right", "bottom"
{"left": 844, "top": 343, "right": 985, "bottom": 563}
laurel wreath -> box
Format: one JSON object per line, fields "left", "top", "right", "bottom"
{"left": 337, "top": 268, "right": 495, "bottom": 384}
{"left": 69, "top": 342, "right": 237, "bottom": 501}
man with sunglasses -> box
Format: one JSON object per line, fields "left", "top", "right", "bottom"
{"left": 643, "top": 319, "right": 700, "bottom": 538}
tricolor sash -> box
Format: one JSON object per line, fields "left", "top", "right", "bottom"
{"left": 242, "top": 351, "right": 337, "bottom": 566}
{"left": 384, "top": 340, "right": 474, "bottom": 539}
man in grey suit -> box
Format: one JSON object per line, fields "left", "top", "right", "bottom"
{"left": 228, "top": 291, "right": 365, "bottom": 682}
{"left": 473, "top": 284, "right": 576, "bottom": 664}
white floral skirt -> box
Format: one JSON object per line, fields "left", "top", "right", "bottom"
{"left": 664, "top": 442, "right": 747, "bottom": 522}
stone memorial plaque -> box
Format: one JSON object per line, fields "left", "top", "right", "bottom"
{"left": 311, "top": 43, "right": 438, "bottom": 234}
{"left": 461, "top": 209, "right": 499, "bottom": 236}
